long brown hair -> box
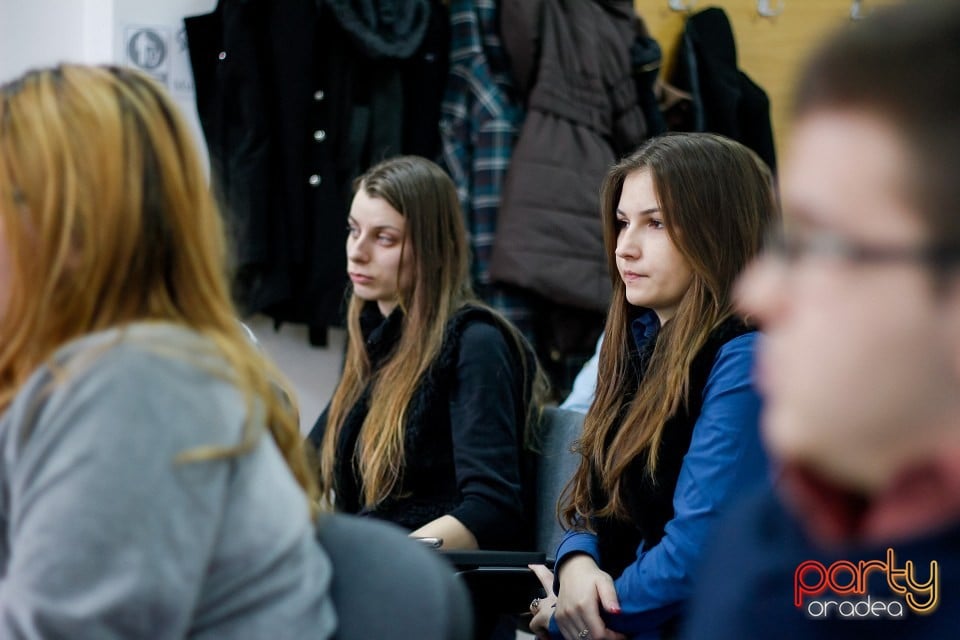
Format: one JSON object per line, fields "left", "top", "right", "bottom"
{"left": 562, "top": 133, "right": 777, "bottom": 525}
{"left": 319, "top": 155, "right": 546, "bottom": 508}
{"left": 0, "top": 65, "right": 317, "bottom": 510}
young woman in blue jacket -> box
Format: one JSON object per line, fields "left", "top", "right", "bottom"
{"left": 530, "top": 133, "right": 777, "bottom": 640}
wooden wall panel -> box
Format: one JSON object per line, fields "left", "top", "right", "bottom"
{"left": 633, "top": 0, "right": 899, "bottom": 159}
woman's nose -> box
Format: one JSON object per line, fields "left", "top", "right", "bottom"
{"left": 347, "top": 236, "right": 368, "bottom": 263}
{"left": 615, "top": 232, "right": 640, "bottom": 261}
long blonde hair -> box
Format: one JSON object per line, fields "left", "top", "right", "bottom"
{"left": 562, "top": 133, "right": 777, "bottom": 525}
{"left": 319, "top": 156, "right": 545, "bottom": 508}
{"left": 0, "top": 65, "right": 317, "bottom": 509}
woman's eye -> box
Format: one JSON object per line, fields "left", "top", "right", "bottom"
{"left": 649, "top": 219, "right": 665, "bottom": 230}
{"left": 616, "top": 218, "right": 628, "bottom": 229}
{"left": 346, "top": 225, "right": 359, "bottom": 238}
{"left": 377, "top": 235, "right": 397, "bottom": 245}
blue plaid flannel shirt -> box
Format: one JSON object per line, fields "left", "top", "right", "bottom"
{"left": 440, "top": 0, "right": 520, "bottom": 288}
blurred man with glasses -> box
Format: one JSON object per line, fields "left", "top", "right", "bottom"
{"left": 682, "top": 2, "right": 960, "bottom": 637}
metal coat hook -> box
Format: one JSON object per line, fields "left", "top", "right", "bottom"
{"left": 757, "top": 0, "right": 785, "bottom": 18}
{"left": 851, "top": 0, "right": 867, "bottom": 21}
{"left": 668, "top": 0, "right": 695, "bottom": 12}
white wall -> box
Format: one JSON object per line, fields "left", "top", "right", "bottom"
{"left": 83, "top": 0, "right": 116, "bottom": 64}
{"left": 0, "top": 0, "right": 217, "bottom": 155}
{"left": 0, "top": 0, "right": 112, "bottom": 83}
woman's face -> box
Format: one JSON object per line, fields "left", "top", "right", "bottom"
{"left": 614, "top": 170, "right": 693, "bottom": 323}
{"left": 346, "top": 189, "right": 414, "bottom": 316}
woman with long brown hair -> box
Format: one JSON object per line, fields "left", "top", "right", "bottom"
{"left": 309, "top": 155, "right": 545, "bottom": 551}
{"left": 0, "top": 65, "right": 334, "bottom": 637}
{"left": 529, "top": 133, "right": 777, "bottom": 639}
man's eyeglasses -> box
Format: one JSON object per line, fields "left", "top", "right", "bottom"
{"left": 763, "top": 228, "right": 960, "bottom": 269}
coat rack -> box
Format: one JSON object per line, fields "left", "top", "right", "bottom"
{"left": 757, "top": 0, "right": 785, "bottom": 18}
{"left": 851, "top": 0, "right": 868, "bottom": 21}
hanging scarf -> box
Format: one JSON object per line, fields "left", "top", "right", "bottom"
{"left": 323, "top": 0, "right": 430, "bottom": 59}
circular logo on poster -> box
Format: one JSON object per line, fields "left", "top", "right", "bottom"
{"left": 127, "top": 29, "right": 166, "bottom": 70}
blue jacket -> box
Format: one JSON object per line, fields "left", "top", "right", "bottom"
{"left": 551, "top": 312, "right": 769, "bottom": 639}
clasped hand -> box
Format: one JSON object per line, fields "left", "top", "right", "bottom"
{"left": 527, "top": 557, "right": 626, "bottom": 640}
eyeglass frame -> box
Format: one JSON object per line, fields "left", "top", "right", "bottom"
{"left": 762, "top": 227, "right": 960, "bottom": 271}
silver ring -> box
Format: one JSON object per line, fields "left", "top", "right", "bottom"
{"left": 578, "top": 630, "right": 590, "bottom": 639}
{"left": 529, "top": 597, "right": 540, "bottom": 613}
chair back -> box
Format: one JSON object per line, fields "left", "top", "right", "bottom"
{"left": 440, "top": 407, "right": 584, "bottom": 633}
{"left": 316, "top": 513, "right": 473, "bottom": 640}
{"left": 533, "top": 407, "right": 584, "bottom": 558}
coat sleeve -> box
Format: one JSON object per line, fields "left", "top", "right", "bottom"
{"left": 446, "top": 321, "right": 527, "bottom": 548}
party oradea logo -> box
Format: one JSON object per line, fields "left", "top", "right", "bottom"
{"left": 794, "top": 548, "right": 939, "bottom": 619}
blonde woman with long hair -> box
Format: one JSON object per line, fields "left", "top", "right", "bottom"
{"left": 529, "top": 133, "right": 777, "bottom": 640}
{"left": 310, "top": 155, "right": 544, "bottom": 553}
{"left": 0, "top": 65, "right": 334, "bottom": 638}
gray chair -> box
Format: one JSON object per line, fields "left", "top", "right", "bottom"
{"left": 532, "top": 407, "right": 584, "bottom": 561}
{"left": 443, "top": 407, "right": 585, "bottom": 630}
{"left": 316, "top": 513, "right": 473, "bottom": 640}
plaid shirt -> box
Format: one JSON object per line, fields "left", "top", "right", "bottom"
{"left": 440, "top": 0, "right": 536, "bottom": 334}
{"left": 440, "top": 0, "right": 520, "bottom": 289}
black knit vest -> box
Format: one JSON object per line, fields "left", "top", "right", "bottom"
{"left": 330, "top": 303, "right": 532, "bottom": 533}
{"left": 593, "top": 317, "right": 754, "bottom": 578}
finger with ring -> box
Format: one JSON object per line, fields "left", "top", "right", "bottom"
{"left": 529, "top": 597, "right": 540, "bottom": 613}
{"left": 578, "top": 629, "right": 590, "bottom": 639}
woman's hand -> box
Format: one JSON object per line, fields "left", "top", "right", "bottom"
{"left": 528, "top": 561, "right": 625, "bottom": 640}
{"left": 555, "top": 555, "right": 625, "bottom": 640}
{"left": 528, "top": 564, "right": 558, "bottom": 639}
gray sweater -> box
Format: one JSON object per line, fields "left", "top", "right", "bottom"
{"left": 0, "top": 324, "right": 336, "bottom": 639}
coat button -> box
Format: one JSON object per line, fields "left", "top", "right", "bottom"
{"left": 308, "top": 174, "right": 322, "bottom": 187}
{"left": 218, "top": 51, "right": 227, "bottom": 61}
{"left": 313, "top": 129, "right": 326, "bottom": 142}
{"left": 314, "top": 89, "right": 325, "bottom": 101}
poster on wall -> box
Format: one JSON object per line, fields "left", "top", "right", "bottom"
{"left": 114, "top": 1, "right": 219, "bottom": 164}
{"left": 119, "top": 19, "right": 207, "bottom": 166}
{"left": 124, "top": 25, "right": 170, "bottom": 82}
{"left": 122, "top": 23, "right": 195, "bottom": 101}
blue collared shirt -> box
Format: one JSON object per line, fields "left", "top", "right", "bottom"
{"left": 551, "top": 311, "right": 769, "bottom": 639}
